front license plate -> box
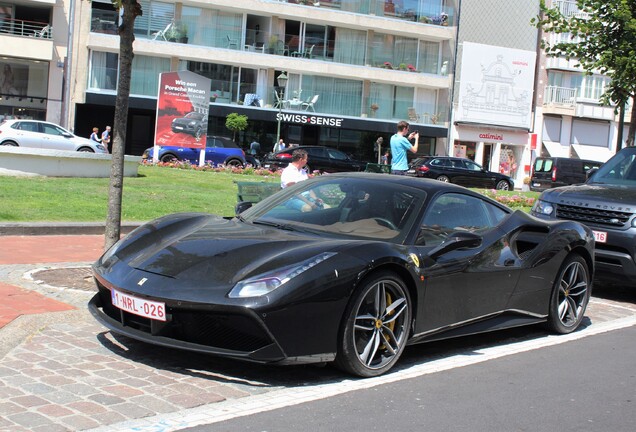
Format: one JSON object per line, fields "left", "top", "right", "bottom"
{"left": 174, "top": 126, "right": 183, "bottom": 130}
{"left": 111, "top": 289, "right": 166, "bottom": 321}
{"left": 407, "top": 169, "right": 415, "bottom": 174}
{"left": 593, "top": 230, "right": 607, "bottom": 243}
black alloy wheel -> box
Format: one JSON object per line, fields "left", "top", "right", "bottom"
{"left": 546, "top": 254, "right": 590, "bottom": 334}
{"left": 335, "top": 271, "right": 411, "bottom": 377}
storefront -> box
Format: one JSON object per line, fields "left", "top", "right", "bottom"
{"left": 0, "top": 57, "right": 49, "bottom": 121}
{"left": 77, "top": 93, "right": 448, "bottom": 162}
{"left": 453, "top": 124, "right": 531, "bottom": 188}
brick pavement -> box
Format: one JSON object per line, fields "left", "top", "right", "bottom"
{"left": 0, "top": 233, "right": 635, "bottom": 431}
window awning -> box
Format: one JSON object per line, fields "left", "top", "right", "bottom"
{"left": 542, "top": 141, "right": 569, "bottom": 158}
{"left": 571, "top": 144, "right": 614, "bottom": 163}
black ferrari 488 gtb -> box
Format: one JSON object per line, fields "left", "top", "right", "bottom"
{"left": 89, "top": 173, "right": 594, "bottom": 377}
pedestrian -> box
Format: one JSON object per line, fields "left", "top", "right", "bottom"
{"left": 90, "top": 127, "right": 101, "bottom": 143}
{"left": 389, "top": 120, "right": 418, "bottom": 175}
{"left": 101, "top": 125, "right": 111, "bottom": 151}
{"left": 276, "top": 138, "right": 286, "bottom": 152}
{"left": 381, "top": 150, "right": 389, "bottom": 165}
{"left": 281, "top": 149, "right": 322, "bottom": 212}
{"left": 249, "top": 139, "right": 261, "bottom": 156}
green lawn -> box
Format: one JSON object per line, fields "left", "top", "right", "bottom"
{"left": 0, "top": 164, "right": 538, "bottom": 222}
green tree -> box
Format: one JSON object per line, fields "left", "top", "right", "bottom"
{"left": 532, "top": 0, "right": 636, "bottom": 148}
{"left": 225, "top": 113, "right": 248, "bottom": 143}
{"left": 105, "top": 0, "right": 143, "bottom": 250}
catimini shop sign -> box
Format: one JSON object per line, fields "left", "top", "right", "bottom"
{"left": 276, "top": 112, "right": 344, "bottom": 127}
{"left": 479, "top": 132, "right": 504, "bottom": 141}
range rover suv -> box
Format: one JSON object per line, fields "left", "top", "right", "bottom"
{"left": 531, "top": 146, "right": 636, "bottom": 287}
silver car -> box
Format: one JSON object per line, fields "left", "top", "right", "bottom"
{"left": 0, "top": 119, "right": 108, "bottom": 153}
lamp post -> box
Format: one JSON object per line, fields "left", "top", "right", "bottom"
{"left": 275, "top": 71, "right": 288, "bottom": 151}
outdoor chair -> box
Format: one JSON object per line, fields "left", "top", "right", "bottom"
{"left": 33, "top": 24, "right": 51, "bottom": 39}
{"left": 408, "top": 107, "right": 420, "bottom": 122}
{"left": 152, "top": 22, "right": 172, "bottom": 41}
{"left": 275, "top": 40, "right": 289, "bottom": 56}
{"left": 226, "top": 34, "right": 239, "bottom": 49}
{"left": 302, "top": 95, "right": 319, "bottom": 112}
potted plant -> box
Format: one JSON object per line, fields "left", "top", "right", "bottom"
{"left": 166, "top": 22, "right": 188, "bottom": 43}
{"left": 267, "top": 35, "right": 279, "bottom": 54}
{"left": 370, "top": 103, "right": 379, "bottom": 117}
{"left": 398, "top": 63, "right": 407, "bottom": 71}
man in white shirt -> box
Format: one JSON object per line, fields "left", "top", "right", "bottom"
{"left": 280, "top": 149, "right": 322, "bottom": 211}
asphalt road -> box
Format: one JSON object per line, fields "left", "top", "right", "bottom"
{"left": 187, "top": 324, "right": 636, "bottom": 432}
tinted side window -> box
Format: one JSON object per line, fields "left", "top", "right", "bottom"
{"left": 307, "top": 147, "right": 327, "bottom": 158}
{"left": 465, "top": 161, "right": 482, "bottom": 171}
{"left": 419, "top": 193, "right": 508, "bottom": 246}
{"left": 41, "top": 123, "right": 65, "bottom": 136}
{"left": 430, "top": 158, "right": 449, "bottom": 167}
{"left": 16, "top": 121, "right": 39, "bottom": 132}
{"left": 326, "top": 149, "right": 347, "bottom": 160}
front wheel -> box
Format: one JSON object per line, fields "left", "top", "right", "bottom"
{"left": 335, "top": 271, "right": 411, "bottom": 377}
{"left": 77, "top": 147, "right": 95, "bottom": 153}
{"left": 496, "top": 180, "right": 511, "bottom": 190}
{"left": 160, "top": 153, "right": 178, "bottom": 163}
{"left": 546, "top": 254, "right": 590, "bottom": 334}
{"left": 436, "top": 175, "right": 450, "bottom": 182}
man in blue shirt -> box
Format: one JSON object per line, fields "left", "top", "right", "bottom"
{"left": 390, "top": 121, "right": 419, "bottom": 174}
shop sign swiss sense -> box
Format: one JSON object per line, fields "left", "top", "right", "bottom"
{"left": 458, "top": 128, "right": 529, "bottom": 145}
{"left": 276, "top": 112, "right": 344, "bottom": 127}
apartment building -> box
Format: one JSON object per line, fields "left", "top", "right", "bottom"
{"left": 0, "top": 0, "right": 67, "bottom": 125}
{"left": 534, "top": 0, "right": 620, "bottom": 164}
{"left": 66, "top": 0, "right": 458, "bottom": 159}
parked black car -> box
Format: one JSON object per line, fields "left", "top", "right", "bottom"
{"left": 531, "top": 146, "right": 636, "bottom": 287}
{"left": 407, "top": 156, "right": 513, "bottom": 190}
{"left": 263, "top": 145, "right": 365, "bottom": 173}
{"left": 171, "top": 112, "right": 207, "bottom": 139}
{"left": 530, "top": 157, "right": 602, "bottom": 192}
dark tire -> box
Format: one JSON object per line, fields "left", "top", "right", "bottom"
{"left": 335, "top": 271, "right": 411, "bottom": 377}
{"left": 160, "top": 153, "right": 178, "bottom": 163}
{"left": 226, "top": 158, "right": 244, "bottom": 168}
{"left": 77, "top": 147, "right": 94, "bottom": 152}
{"left": 436, "top": 175, "right": 450, "bottom": 182}
{"left": 1, "top": 141, "right": 18, "bottom": 146}
{"left": 496, "top": 180, "right": 511, "bottom": 190}
{"left": 546, "top": 254, "right": 590, "bottom": 334}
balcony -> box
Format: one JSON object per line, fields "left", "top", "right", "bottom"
{"left": 543, "top": 85, "right": 615, "bottom": 120}
{"left": 554, "top": 0, "right": 590, "bottom": 19}
{"left": 0, "top": 18, "right": 53, "bottom": 61}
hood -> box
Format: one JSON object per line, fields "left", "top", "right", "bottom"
{"left": 110, "top": 214, "right": 347, "bottom": 284}
{"left": 540, "top": 183, "right": 636, "bottom": 212}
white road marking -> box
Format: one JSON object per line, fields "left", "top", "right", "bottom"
{"left": 88, "top": 312, "right": 636, "bottom": 432}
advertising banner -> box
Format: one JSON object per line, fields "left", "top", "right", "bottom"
{"left": 456, "top": 42, "right": 536, "bottom": 130}
{"left": 154, "top": 71, "right": 211, "bottom": 164}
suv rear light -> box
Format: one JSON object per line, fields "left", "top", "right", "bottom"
{"left": 551, "top": 167, "right": 557, "bottom": 182}
{"left": 417, "top": 165, "right": 429, "bottom": 172}
{"left": 276, "top": 152, "right": 293, "bottom": 159}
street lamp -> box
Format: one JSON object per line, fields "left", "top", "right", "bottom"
{"left": 275, "top": 71, "right": 288, "bottom": 150}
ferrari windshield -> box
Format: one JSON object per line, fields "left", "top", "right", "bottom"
{"left": 241, "top": 177, "right": 425, "bottom": 243}
{"left": 589, "top": 147, "right": 636, "bottom": 186}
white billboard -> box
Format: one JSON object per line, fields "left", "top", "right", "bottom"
{"left": 456, "top": 42, "right": 536, "bottom": 129}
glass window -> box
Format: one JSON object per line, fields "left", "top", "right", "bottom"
{"left": 88, "top": 51, "right": 118, "bottom": 91}
{"left": 419, "top": 193, "right": 508, "bottom": 246}
{"left": 131, "top": 55, "right": 171, "bottom": 96}
{"left": 41, "top": 123, "right": 65, "bottom": 136}
{"left": 134, "top": 0, "right": 175, "bottom": 39}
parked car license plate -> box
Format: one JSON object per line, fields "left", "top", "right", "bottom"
{"left": 532, "top": 182, "right": 541, "bottom": 187}
{"left": 593, "top": 230, "right": 607, "bottom": 243}
{"left": 407, "top": 169, "right": 415, "bottom": 174}
{"left": 111, "top": 289, "right": 166, "bottom": 321}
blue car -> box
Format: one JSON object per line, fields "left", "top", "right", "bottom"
{"left": 142, "top": 136, "right": 247, "bottom": 166}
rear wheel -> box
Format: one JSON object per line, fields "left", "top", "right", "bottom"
{"left": 160, "top": 153, "right": 178, "bottom": 163}
{"left": 496, "top": 180, "right": 510, "bottom": 190}
{"left": 436, "top": 175, "right": 450, "bottom": 182}
{"left": 335, "top": 271, "right": 411, "bottom": 377}
{"left": 1, "top": 141, "right": 18, "bottom": 146}
{"left": 226, "top": 158, "right": 244, "bottom": 168}
{"left": 546, "top": 254, "right": 590, "bottom": 334}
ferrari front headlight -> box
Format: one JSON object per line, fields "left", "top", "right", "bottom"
{"left": 228, "top": 252, "right": 336, "bottom": 298}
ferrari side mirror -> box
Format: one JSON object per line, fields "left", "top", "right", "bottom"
{"left": 235, "top": 201, "right": 253, "bottom": 216}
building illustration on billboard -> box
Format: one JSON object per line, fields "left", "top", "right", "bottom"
{"left": 456, "top": 42, "right": 536, "bottom": 129}
{"left": 154, "top": 71, "right": 211, "bottom": 153}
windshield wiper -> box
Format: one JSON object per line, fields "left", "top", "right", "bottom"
{"left": 252, "top": 219, "right": 297, "bottom": 231}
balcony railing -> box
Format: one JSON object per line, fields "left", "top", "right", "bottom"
{"left": 554, "top": 0, "right": 589, "bottom": 19}
{"left": 544, "top": 86, "right": 576, "bottom": 105}
{"left": 0, "top": 17, "right": 51, "bottom": 39}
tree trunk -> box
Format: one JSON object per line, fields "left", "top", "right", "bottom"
{"left": 104, "top": 0, "right": 142, "bottom": 251}
{"left": 627, "top": 95, "right": 636, "bottom": 148}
